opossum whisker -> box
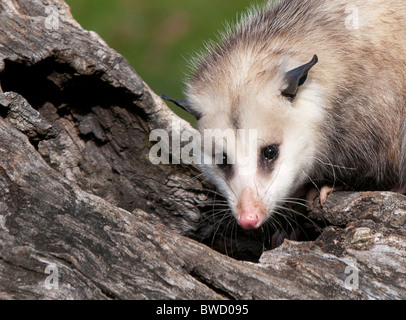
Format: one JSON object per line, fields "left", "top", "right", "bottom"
{"left": 230, "top": 217, "right": 240, "bottom": 256}
{"left": 269, "top": 213, "right": 305, "bottom": 244}
{"left": 196, "top": 210, "right": 231, "bottom": 243}
{"left": 210, "top": 209, "right": 234, "bottom": 244}
{"left": 201, "top": 198, "right": 229, "bottom": 205}
{"left": 264, "top": 213, "right": 285, "bottom": 235}
{"left": 202, "top": 203, "right": 230, "bottom": 209}
{"left": 314, "top": 156, "right": 356, "bottom": 171}
{"left": 206, "top": 200, "right": 229, "bottom": 204}
{"left": 253, "top": 179, "right": 260, "bottom": 197}
{"left": 201, "top": 188, "right": 227, "bottom": 214}
{"left": 186, "top": 172, "right": 206, "bottom": 183}
{"left": 314, "top": 153, "right": 339, "bottom": 186}
{"left": 280, "top": 198, "right": 327, "bottom": 230}
{"left": 213, "top": 170, "right": 239, "bottom": 201}
{"left": 196, "top": 187, "right": 231, "bottom": 209}
{"left": 260, "top": 227, "right": 269, "bottom": 252}
{"left": 263, "top": 160, "right": 283, "bottom": 199}
{"left": 199, "top": 207, "right": 230, "bottom": 219}
{"left": 281, "top": 198, "right": 308, "bottom": 209}
{"left": 301, "top": 169, "right": 321, "bottom": 192}
{"left": 313, "top": 150, "right": 355, "bottom": 185}
{"left": 263, "top": 216, "right": 295, "bottom": 248}
{"left": 263, "top": 221, "right": 282, "bottom": 251}
{"left": 268, "top": 205, "right": 294, "bottom": 228}
{"left": 198, "top": 188, "right": 228, "bottom": 199}
{"left": 194, "top": 207, "right": 231, "bottom": 242}
{"left": 199, "top": 196, "right": 229, "bottom": 205}
{"left": 200, "top": 204, "right": 228, "bottom": 212}
{"left": 196, "top": 212, "right": 231, "bottom": 237}
{"left": 272, "top": 206, "right": 299, "bottom": 233}
{"left": 275, "top": 202, "right": 324, "bottom": 235}
{"left": 219, "top": 214, "right": 237, "bottom": 256}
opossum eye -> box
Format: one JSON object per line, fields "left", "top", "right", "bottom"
{"left": 261, "top": 145, "right": 279, "bottom": 162}
{"left": 217, "top": 153, "right": 233, "bottom": 175}
{"left": 217, "top": 153, "right": 229, "bottom": 168}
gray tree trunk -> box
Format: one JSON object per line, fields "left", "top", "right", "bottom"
{"left": 0, "top": 0, "right": 404, "bottom": 299}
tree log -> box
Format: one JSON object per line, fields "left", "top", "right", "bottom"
{"left": 0, "top": 0, "right": 405, "bottom": 300}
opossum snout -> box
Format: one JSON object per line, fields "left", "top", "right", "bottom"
{"left": 236, "top": 188, "right": 266, "bottom": 230}
{"left": 238, "top": 213, "right": 263, "bottom": 230}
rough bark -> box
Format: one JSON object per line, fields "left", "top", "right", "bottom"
{"left": 0, "top": 0, "right": 404, "bottom": 300}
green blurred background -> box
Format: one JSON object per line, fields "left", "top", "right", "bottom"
{"left": 65, "top": 0, "right": 255, "bottom": 122}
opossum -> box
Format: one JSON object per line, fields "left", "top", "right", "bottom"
{"left": 163, "top": 0, "right": 406, "bottom": 230}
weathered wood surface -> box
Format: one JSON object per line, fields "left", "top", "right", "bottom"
{"left": 0, "top": 0, "right": 405, "bottom": 300}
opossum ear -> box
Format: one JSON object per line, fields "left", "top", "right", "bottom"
{"left": 282, "top": 55, "right": 318, "bottom": 101}
{"left": 161, "top": 94, "right": 202, "bottom": 120}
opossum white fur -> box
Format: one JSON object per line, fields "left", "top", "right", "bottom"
{"left": 171, "top": 0, "right": 406, "bottom": 230}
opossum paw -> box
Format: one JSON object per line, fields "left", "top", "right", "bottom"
{"left": 305, "top": 185, "right": 337, "bottom": 210}
{"left": 319, "top": 185, "right": 336, "bottom": 206}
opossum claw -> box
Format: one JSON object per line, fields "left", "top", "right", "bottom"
{"left": 319, "top": 185, "right": 335, "bottom": 207}
{"left": 305, "top": 185, "right": 336, "bottom": 210}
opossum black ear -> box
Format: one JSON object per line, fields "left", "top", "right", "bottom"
{"left": 161, "top": 94, "right": 202, "bottom": 120}
{"left": 282, "top": 55, "right": 318, "bottom": 101}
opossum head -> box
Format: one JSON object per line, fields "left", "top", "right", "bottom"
{"left": 166, "top": 55, "right": 324, "bottom": 230}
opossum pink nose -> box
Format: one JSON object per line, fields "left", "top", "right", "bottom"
{"left": 238, "top": 213, "right": 262, "bottom": 230}
{"left": 237, "top": 188, "right": 264, "bottom": 230}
